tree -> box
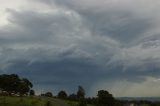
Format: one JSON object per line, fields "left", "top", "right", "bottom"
{"left": 58, "top": 90, "right": 67, "bottom": 99}
{"left": 0, "top": 74, "right": 20, "bottom": 95}
{"left": 77, "top": 86, "right": 85, "bottom": 99}
{"left": 0, "top": 74, "right": 33, "bottom": 96}
{"left": 17, "top": 78, "right": 33, "bottom": 96}
{"left": 29, "top": 90, "right": 35, "bottom": 96}
{"left": 44, "top": 92, "right": 53, "bottom": 97}
{"left": 77, "top": 86, "right": 86, "bottom": 106}
{"left": 97, "top": 90, "right": 115, "bottom": 106}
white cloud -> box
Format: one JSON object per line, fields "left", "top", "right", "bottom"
{"left": 0, "top": 10, "right": 9, "bottom": 26}
{"left": 107, "top": 39, "right": 160, "bottom": 72}
{"left": 0, "top": 0, "right": 27, "bottom": 26}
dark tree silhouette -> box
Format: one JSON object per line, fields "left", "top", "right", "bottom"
{"left": 44, "top": 92, "right": 53, "bottom": 97}
{"left": 0, "top": 74, "right": 19, "bottom": 94}
{"left": 29, "top": 90, "right": 35, "bottom": 96}
{"left": 17, "top": 78, "right": 33, "bottom": 96}
{"left": 77, "top": 86, "right": 85, "bottom": 99}
{"left": 58, "top": 90, "right": 67, "bottom": 99}
{"left": 0, "top": 74, "right": 33, "bottom": 96}
{"left": 77, "top": 86, "right": 86, "bottom": 106}
{"left": 97, "top": 90, "right": 115, "bottom": 106}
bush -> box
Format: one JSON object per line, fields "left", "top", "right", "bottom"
{"left": 58, "top": 90, "right": 67, "bottom": 99}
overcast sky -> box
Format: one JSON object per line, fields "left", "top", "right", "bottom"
{"left": 0, "top": 0, "right": 160, "bottom": 97}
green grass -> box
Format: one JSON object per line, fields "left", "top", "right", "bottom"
{"left": 64, "top": 100, "right": 94, "bottom": 106}
{"left": 0, "top": 96, "right": 57, "bottom": 106}
{"left": 0, "top": 96, "right": 94, "bottom": 106}
{"left": 65, "top": 100, "right": 79, "bottom": 106}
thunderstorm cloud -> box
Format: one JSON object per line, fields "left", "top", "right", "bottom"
{"left": 0, "top": 0, "right": 160, "bottom": 97}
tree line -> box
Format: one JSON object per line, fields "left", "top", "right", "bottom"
{"left": 41, "top": 85, "right": 117, "bottom": 106}
{"left": 0, "top": 74, "right": 122, "bottom": 106}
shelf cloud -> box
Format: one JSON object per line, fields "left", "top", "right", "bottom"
{"left": 0, "top": 0, "right": 160, "bottom": 97}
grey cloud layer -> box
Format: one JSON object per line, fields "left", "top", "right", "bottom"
{"left": 0, "top": 0, "right": 160, "bottom": 96}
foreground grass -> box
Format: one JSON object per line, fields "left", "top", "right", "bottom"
{"left": 0, "top": 96, "right": 57, "bottom": 106}
{"left": 64, "top": 100, "right": 94, "bottom": 106}
{"left": 0, "top": 96, "right": 152, "bottom": 106}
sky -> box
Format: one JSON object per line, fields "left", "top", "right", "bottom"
{"left": 0, "top": 0, "right": 160, "bottom": 97}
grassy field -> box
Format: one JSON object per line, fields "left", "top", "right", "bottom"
{"left": 0, "top": 96, "right": 58, "bottom": 106}
{"left": 65, "top": 100, "right": 93, "bottom": 106}
{"left": 0, "top": 96, "right": 153, "bottom": 106}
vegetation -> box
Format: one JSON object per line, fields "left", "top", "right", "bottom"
{"left": 97, "top": 90, "right": 115, "bottom": 106}
{"left": 29, "top": 90, "right": 35, "bottom": 96}
{"left": 0, "top": 96, "right": 49, "bottom": 106}
{"left": 77, "top": 86, "right": 85, "bottom": 99}
{"left": 0, "top": 74, "right": 32, "bottom": 96}
{"left": 1, "top": 74, "right": 160, "bottom": 106}
{"left": 77, "top": 86, "right": 87, "bottom": 106}
{"left": 41, "top": 92, "right": 53, "bottom": 97}
{"left": 58, "top": 90, "right": 68, "bottom": 99}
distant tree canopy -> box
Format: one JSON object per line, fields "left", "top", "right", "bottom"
{"left": 97, "top": 90, "right": 115, "bottom": 106}
{"left": 42, "top": 92, "right": 53, "bottom": 97}
{"left": 58, "top": 90, "right": 67, "bottom": 99}
{"left": 0, "top": 74, "right": 33, "bottom": 95}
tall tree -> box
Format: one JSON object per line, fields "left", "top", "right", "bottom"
{"left": 97, "top": 90, "right": 115, "bottom": 106}
{"left": 77, "top": 86, "right": 85, "bottom": 99}
{"left": 77, "top": 86, "right": 86, "bottom": 106}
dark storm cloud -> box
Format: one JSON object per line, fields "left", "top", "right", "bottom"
{"left": 83, "top": 12, "right": 152, "bottom": 43}
{"left": 51, "top": 0, "right": 155, "bottom": 44}
{"left": 1, "top": 0, "right": 160, "bottom": 96}
{"left": 3, "top": 58, "right": 104, "bottom": 95}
